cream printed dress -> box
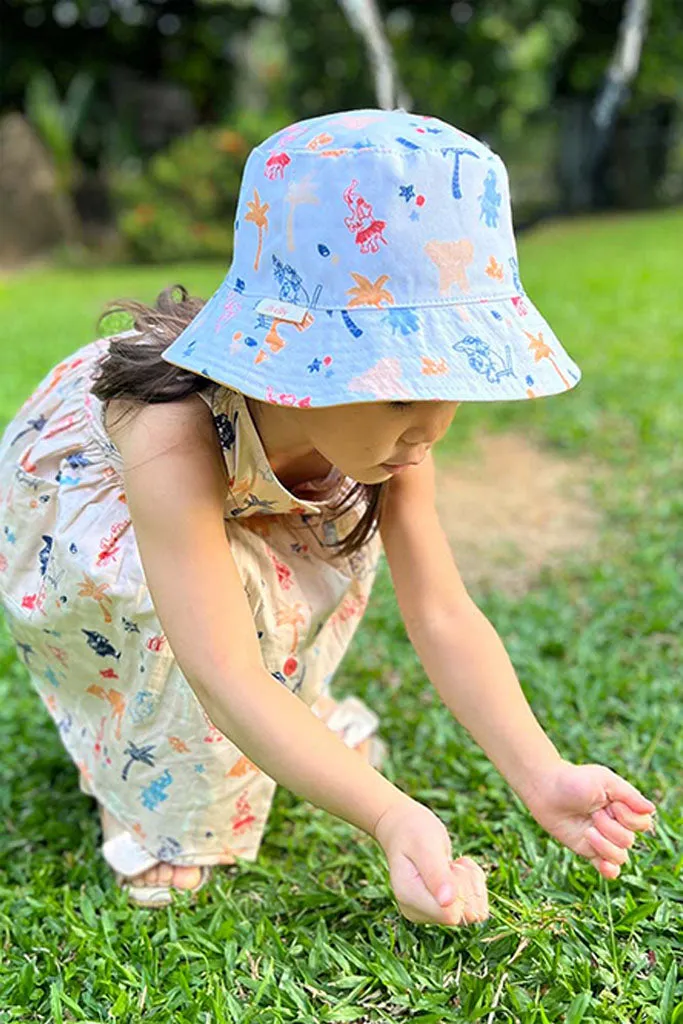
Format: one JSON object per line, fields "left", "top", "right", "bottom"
{"left": 0, "top": 334, "right": 386, "bottom": 868}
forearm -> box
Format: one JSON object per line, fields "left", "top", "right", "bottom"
{"left": 198, "top": 670, "right": 409, "bottom": 839}
{"left": 408, "top": 600, "right": 563, "bottom": 803}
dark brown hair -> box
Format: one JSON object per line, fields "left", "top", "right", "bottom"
{"left": 90, "top": 284, "right": 388, "bottom": 559}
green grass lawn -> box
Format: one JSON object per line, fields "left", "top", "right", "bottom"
{"left": 1, "top": 210, "right": 682, "bottom": 1022}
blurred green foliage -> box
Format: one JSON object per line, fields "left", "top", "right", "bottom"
{"left": 110, "top": 109, "right": 286, "bottom": 261}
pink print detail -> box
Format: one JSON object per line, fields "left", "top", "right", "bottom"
{"left": 268, "top": 549, "right": 294, "bottom": 590}
{"left": 145, "top": 634, "right": 167, "bottom": 653}
{"left": 264, "top": 385, "right": 312, "bottom": 408}
{"left": 95, "top": 518, "right": 131, "bottom": 568}
{"left": 47, "top": 645, "right": 69, "bottom": 667}
{"left": 43, "top": 413, "right": 76, "bottom": 440}
{"left": 214, "top": 294, "right": 243, "bottom": 334}
{"left": 264, "top": 152, "right": 291, "bottom": 179}
{"left": 0, "top": 553, "right": 7, "bottom": 573}
{"left": 348, "top": 358, "right": 410, "bottom": 400}
{"left": 100, "top": 667, "right": 119, "bottom": 679}
{"left": 511, "top": 296, "right": 528, "bottom": 316}
{"left": 283, "top": 656, "right": 298, "bottom": 676}
{"left": 343, "top": 179, "right": 387, "bottom": 254}
{"left": 231, "top": 792, "right": 256, "bottom": 835}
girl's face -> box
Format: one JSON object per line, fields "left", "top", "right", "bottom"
{"left": 250, "top": 398, "right": 460, "bottom": 485}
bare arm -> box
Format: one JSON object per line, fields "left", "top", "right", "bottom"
{"left": 106, "top": 395, "right": 407, "bottom": 838}
{"left": 379, "top": 452, "right": 562, "bottom": 806}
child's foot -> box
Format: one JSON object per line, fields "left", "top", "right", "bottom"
{"left": 98, "top": 804, "right": 203, "bottom": 892}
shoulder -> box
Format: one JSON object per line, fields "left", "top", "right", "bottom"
{"left": 104, "top": 392, "right": 217, "bottom": 462}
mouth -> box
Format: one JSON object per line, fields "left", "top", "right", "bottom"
{"left": 380, "top": 459, "right": 422, "bottom": 473}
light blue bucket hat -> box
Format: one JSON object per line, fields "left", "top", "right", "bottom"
{"left": 161, "top": 108, "right": 581, "bottom": 407}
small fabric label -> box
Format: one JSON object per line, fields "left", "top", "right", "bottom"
{"left": 255, "top": 298, "right": 309, "bottom": 324}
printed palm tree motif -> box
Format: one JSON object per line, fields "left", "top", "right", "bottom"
{"left": 121, "top": 740, "right": 157, "bottom": 781}
{"left": 275, "top": 602, "right": 308, "bottom": 653}
{"left": 346, "top": 273, "right": 395, "bottom": 308}
{"left": 77, "top": 574, "right": 113, "bottom": 624}
{"left": 244, "top": 189, "right": 270, "bottom": 271}
{"left": 440, "top": 147, "right": 481, "bottom": 199}
{"left": 86, "top": 684, "right": 126, "bottom": 739}
{"left": 285, "top": 175, "right": 319, "bottom": 251}
{"left": 524, "top": 329, "right": 570, "bottom": 389}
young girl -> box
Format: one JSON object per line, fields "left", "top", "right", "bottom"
{"left": 0, "top": 108, "right": 656, "bottom": 921}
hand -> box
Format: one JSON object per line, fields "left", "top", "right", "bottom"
{"left": 373, "top": 797, "right": 489, "bottom": 926}
{"left": 523, "top": 759, "right": 656, "bottom": 879}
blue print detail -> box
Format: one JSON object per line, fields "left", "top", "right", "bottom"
{"left": 44, "top": 666, "right": 61, "bottom": 687}
{"left": 156, "top": 836, "right": 183, "bottom": 860}
{"left": 129, "top": 690, "right": 158, "bottom": 724}
{"left": 308, "top": 358, "right": 322, "bottom": 373}
{"left": 341, "top": 310, "right": 363, "bottom": 338}
{"left": 81, "top": 629, "right": 121, "bottom": 660}
{"left": 396, "top": 137, "right": 419, "bottom": 149}
{"left": 234, "top": 278, "right": 246, "bottom": 292}
{"left": 453, "top": 335, "right": 515, "bottom": 385}
{"left": 382, "top": 308, "right": 420, "bottom": 336}
{"left": 65, "top": 452, "right": 91, "bottom": 469}
{"left": 479, "top": 169, "right": 502, "bottom": 227}
{"left": 317, "top": 244, "right": 331, "bottom": 257}
{"left": 508, "top": 257, "right": 523, "bottom": 294}
{"left": 38, "top": 535, "right": 52, "bottom": 576}
{"left": 441, "top": 148, "right": 480, "bottom": 199}
{"left": 122, "top": 741, "right": 156, "bottom": 781}
{"left": 140, "top": 769, "right": 173, "bottom": 811}
{"left": 10, "top": 414, "right": 47, "bottom": 448}
{"left": 215, "top": 410, "right": 238, "bottom": 451}
{"left": 272, "top": 255, "right": 310, "bottom": 305}
{"left": 399, "top": 185, "right": 415, "bottom": 202}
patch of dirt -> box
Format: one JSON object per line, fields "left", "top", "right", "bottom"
{"left": 434, "top": 431, "right": 602, "bottom": 597}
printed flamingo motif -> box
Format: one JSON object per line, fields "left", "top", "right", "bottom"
{"left": 264, "top": 152, "right": 291, "bottom": 179}
{"left": 343, "top": 180, "right": 387, "bottom": 253}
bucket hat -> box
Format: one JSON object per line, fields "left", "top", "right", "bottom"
{"left": 161, "top": 108, "right": 581, "bottom": 407}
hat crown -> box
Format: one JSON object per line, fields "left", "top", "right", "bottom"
{"left": 230, "top": 108, "right": 521, "bottom": 312}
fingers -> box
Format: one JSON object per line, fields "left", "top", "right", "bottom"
{"left": 587, "top": 853, "right": 622, "bottom": 880}
{"left": 450, "top": 857, "right": 489, "bottom": 924}
{"left": 604, "top": 772, "right": 656, "bottom": 815}
{"left": 606, "top": 799, "right": 655, "bottom": 834}
{"left": 590, "top": 807, "right": 636, "bottom": 849}
{"left": 585, "top": 825, "right": 630, "bottom": 869}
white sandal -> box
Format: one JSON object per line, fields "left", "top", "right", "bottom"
{"left": 97, "top": 802, "right": 212, "bottom": 908}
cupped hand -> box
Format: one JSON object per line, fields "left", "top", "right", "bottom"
{"left": 374, "top": 797, "right": 489, "bottom": 926}
{"left": 524, "top": 760, "right": 656, "bottom": 879}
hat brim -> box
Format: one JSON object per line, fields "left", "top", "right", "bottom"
{"left": 160, "top": 281, "right": 581, "bottom": 407}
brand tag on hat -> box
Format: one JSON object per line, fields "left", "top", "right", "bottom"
{"left": 255, "top": 298, "right": 309, "bottom": 324}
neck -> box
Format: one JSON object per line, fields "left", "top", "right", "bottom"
{"left": 245, "top": 396, "right": 334, "bottom": 488}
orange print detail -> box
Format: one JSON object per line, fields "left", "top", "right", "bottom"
{"left": 485, "top": 255, "right": 504, "bottom": 280}
{"left": 421, "top": 356, "right": 449, "bottom": 376}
